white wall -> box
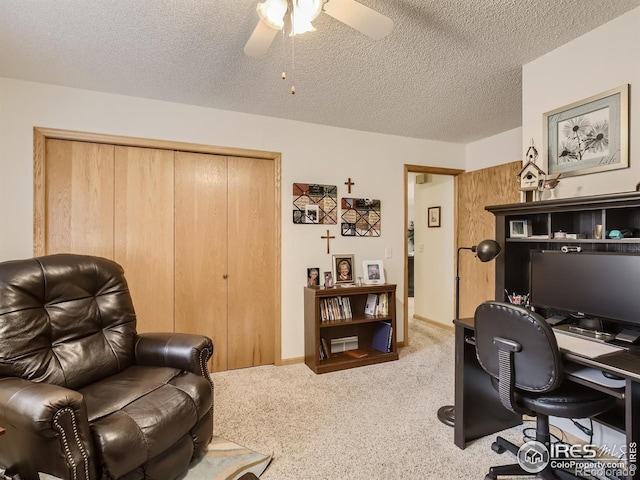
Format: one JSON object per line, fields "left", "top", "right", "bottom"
{"left": 0, "top": 77, "right": 466, "bottom": 359}
{"left": 413, "top": 175, "right": 455, "bottom": 327}
{"left": 466, "top": 127, "right": 523, "bottom": 172}
{"left": 523, "top": 7, "right": 640, "bottom": 199}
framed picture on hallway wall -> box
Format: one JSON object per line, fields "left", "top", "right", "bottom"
{"left": 428, "top": 206, "right": 441, "bottom": 228}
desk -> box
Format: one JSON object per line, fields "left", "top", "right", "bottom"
{"left": 454, "top": 317, "right": 640, "bottom": 478}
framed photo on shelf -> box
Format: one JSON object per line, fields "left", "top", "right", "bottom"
{"left": 307, "top": 267, "right": 320, "bottom": 287}
{"left": 428, "top": 206, "right": 441, "bottom": 228}
{"left": 362, "top": 260, "right": 385, "bottom": 285}
{"left": 543, "top": 84, "right": 629, "bottom": 178}
{"left": 509, "top": 220, "right": 531, "bottom": 238}
{"left": 332, "top": 254, "right": 355, "bottom": 284}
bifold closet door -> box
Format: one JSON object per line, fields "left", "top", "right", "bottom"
{"left": 39, "top": 137, "right": 277, "bottom": 371}
{"left": 174, "top": 152, "right": 229, "bottom": 372}
{"left": 114, "top": 146, "right": 175, "bottom": 334}
{"left": 227, "top": 156, "right": 275, "bottom": 369}
{"left": 43, "top": 139, "right": 114, "bottom": 258}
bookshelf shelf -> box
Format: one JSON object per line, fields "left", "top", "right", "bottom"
{"left": 304, "top": 284, "right": 398, "bottom": 374}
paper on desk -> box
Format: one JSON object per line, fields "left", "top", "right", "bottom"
{"left": 554, "top": 330, "right": 624, "bottom": 358}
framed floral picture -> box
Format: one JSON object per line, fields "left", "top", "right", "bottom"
{"left": 543, "top": 84, "right": 629, "bottom": 178}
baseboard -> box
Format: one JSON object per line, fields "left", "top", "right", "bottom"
{"left": 413, "top": 314, "right": 454, "bottom": 332}
{"left": 278, "top": 356, "right": 304, "bottom": 366}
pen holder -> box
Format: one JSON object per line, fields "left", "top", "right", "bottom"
{"left": 506, "top": 292, "right": 529, "bottom": 306}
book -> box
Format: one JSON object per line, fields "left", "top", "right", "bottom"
{"left": 344, "top": 349, "right": 368, "bottom": 358}
{"left": 321, "top": 337, "right": 330, "bottom": 359}
{"left": 364, "top": 293, "right": 378, "bottom": 315}
{"left": 371, "top": 321, "right": 393, "bottom": 353}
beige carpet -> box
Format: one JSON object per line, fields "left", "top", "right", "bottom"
{"left": 208, "top": 316, "right": 529, "bottom": 479}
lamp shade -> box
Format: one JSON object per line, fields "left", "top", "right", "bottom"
{"left": 473, "top": 239, "right": 501, "bottom": 263}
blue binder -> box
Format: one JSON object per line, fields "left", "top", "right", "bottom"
{"left": 371, "top": 321, "right": 392, "bottom": 353}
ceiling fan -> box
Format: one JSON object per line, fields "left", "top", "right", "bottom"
{"left": 244, "top": 0, "right": 394, "bottom": 57}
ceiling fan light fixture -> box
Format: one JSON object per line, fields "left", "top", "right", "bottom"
{"left": 290, "top": 0, "right": 323, "bottom": 35}
{"left": 257, "top": 0, "right": 288, "bottom": 30}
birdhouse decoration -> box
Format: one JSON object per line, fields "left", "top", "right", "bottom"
{"left": 517, "top": 139, "right": 546, "bottom": 202}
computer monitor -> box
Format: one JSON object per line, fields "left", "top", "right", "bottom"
{"left": 529, "top": 250, "right": 640, "bottom": 328}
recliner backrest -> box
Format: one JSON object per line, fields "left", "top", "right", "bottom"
{"left": 475, "top": 301, "right": 563, "bottom": 393}
{"left": 0, "top": 254, "right": 137, "bottom": 389}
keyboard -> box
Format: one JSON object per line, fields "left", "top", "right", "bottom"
{"left": 553, "top": 329, "right": 625, "bottom": 359}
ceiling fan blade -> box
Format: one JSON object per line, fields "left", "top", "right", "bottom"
{"left": 244, "top": 20, "right": 279, "bottom": 57}
{"left": 323, "top": 0, "right": 394, "bottom": 40}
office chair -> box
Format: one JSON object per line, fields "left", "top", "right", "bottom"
{"left": 474, "top": 301, "right": 616, "bottom": 480}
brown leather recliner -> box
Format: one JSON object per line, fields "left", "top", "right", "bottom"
{"left": 0, "top": 254, "right": 214, "bottom": 480}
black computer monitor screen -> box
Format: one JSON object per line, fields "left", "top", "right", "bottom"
{"left": 529, "top": 250, "right": 640, "bottom": 327}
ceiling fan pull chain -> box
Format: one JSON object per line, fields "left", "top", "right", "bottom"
{"left": 290, "top": 2, "right": 296, "bottom": 94}
{"left": 281, "top": 26, "right": 287, "bottom": 80}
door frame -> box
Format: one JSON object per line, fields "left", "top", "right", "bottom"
{"left": 403, "top": 164, "right": 464, "bottom": 346}
{"left": 33, "top": 127, "right": 283, "bottom": 365}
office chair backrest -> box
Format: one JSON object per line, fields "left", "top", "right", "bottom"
{"left": 475, "top": 301, "right": 563, "bottom": 393}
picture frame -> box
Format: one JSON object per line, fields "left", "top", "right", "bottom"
{"left": 509, "top": 220, "right": 531, "bottom": 238}
{"left": 332, "top": 254, "right": 355, "bottom": 284}
{"left": 428, "top": 206, "right": 441, "bottom": 228}
{"left": 323, "top": 271, "right": 334, "bottom": 288}
{"left": 362, "top": 260, "right": 385, "bottom": 285}
{"left": 543, "top": 84, "right": 629, "bottom": 178}
{"left": 305, "top": 205, "right": 319, "bottom": 224}
{"left": 307, "top": 267, "right": 320, "bottom": 287}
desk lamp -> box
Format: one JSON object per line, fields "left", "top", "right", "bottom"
{"left": 437, "top": 239, "right": 502, "bottom": 427}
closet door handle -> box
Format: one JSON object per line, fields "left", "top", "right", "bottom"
{"left": 223, "top": 274, "right": 229, "bottom": 279}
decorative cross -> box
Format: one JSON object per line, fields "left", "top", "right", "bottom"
{"left": 321, "top": 229, "right": 335, "bottom": 254}
{"left": 344, "top": 178, "right": 355, "bottom": 194}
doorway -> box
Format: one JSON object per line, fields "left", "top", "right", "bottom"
{"left": 403, "top": 165, "right": 463, "bottom": 346}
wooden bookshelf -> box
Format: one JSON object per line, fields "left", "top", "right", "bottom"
{"left": 304, "top": 284, "right": 398, "bottom": 374}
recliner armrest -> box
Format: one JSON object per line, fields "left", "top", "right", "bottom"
{"left": 0, "top": 377, "right": 96, "bottom": 479}
{"left": 0, "top": 377, "right": 85, "bottom": 434}
{"left": 135, "top": 333, "right": 214, "bottom": 379}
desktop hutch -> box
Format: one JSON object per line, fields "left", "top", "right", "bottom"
{"left": 454, "top": 192, "right": 640, "bottom": 480}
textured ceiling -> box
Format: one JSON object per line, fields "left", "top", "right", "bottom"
{"left": 1, "top": 1, "right": 639, "bottom": 143}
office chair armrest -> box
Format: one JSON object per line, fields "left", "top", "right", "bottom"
{"left": 135, "top": 332, "right": 214, "bottom": 380}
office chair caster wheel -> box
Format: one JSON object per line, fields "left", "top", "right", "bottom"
{"left": 491, "top": 441, "right": 506, "bottom": 454}
{"left": 484, "top": 474, "right": 496, "bottom": 480}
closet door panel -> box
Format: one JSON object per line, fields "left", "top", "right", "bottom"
{"left": 114, "top": 146, "right": 175, "bottom": 334}
{"left": 44, "top": 139, "right": 114, "bottom": 257}
{"left": 174, "top": 152, "right": 229, "bottom": 372}
{"left": 227, "top": 157, "right": 275, "bottom": 369}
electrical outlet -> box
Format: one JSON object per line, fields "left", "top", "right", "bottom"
{"left": 385, "top": 247, "right": 392, "bottom": 259}
{"left": 418, "top": 243, "right": 424, "bottom": 253}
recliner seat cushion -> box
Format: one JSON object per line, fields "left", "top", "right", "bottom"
{"left": 80, "top": 365, "right": 212, "bottom": 478}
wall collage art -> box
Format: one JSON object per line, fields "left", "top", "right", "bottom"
{"left": 292, "top": 182, "right": 381, "bottom": 236}
{"left": 295, "top": 181, "right": 382, "bottom": 286}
